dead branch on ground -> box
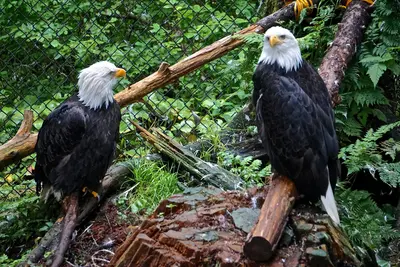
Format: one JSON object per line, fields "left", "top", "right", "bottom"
{"left": 132, "top": 121, "right": 243, "bottom": 190}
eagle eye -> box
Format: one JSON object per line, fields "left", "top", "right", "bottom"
{"left": 280, "top": 35, "right": 286, "bottom": 40}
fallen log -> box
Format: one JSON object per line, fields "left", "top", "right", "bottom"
{"left": 109, "top": 185, "right": 362, "bottom": 266}
{"left": 0, "top": 3, "right": 295, "bottom": 171}
{"left": 243, "top": 175, "right": 297, "bottom": 261}
{"left": 132, "top": 121, "right": 244, "bottom": 190}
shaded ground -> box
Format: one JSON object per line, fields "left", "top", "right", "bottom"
{"left": 63, "top": 201, "right": 141, "bottom": 267}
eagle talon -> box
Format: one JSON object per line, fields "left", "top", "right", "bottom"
{"left": 294, "top": 0, "right": 313, "bottom": 20}
{"left": 341, "top": 0, "right": 374, "bottom": 8}
{"left": 82, "top": 187, "right": 101, "bottom": 202}
{"left": 91, "top": 191, "right": 101, "bottom": 202}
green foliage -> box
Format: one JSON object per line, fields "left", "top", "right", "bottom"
{"left": 0, "top": 194, "right": 58, "bottom": 258}
{"left": 339, "top": 121, "right": 400, "bottom": 186}
{"left": 217, "top": 152, "right": 271, "bottom": 186}
{"left": 337, "top": 187, "right": 399, "bottom": 251}
{"left": 337, "top": 0, "right": 400, "bottom": 139}
{"left": 117, "top": 160, "right": 181, "bottom": 214}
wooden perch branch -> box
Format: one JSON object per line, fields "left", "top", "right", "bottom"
{"left": 0, "top": 110, "right": 37, "bottom": 171}
{"left": 51, "top": 193, "right": 79, "bottom": 267}
{"left": 0, "top": 4, "right": 295, "bottom": 171}
{"left": 319, "top": 0, "right": 373, "bottom": 106}
{"left": 244, "top": 175, "right": 297, "bottom": 261}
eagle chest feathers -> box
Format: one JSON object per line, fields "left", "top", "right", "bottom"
{"left": 253, "top": 26, "right": 340, "bottom": 225}
{"left": 34, "top": 61, "right": 124, "bottom": 201}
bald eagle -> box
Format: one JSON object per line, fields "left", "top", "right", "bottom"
{"left": 253, "top": 26, "right": 340, "bottom": 224}
{"left": 34, "top": 61, "right": 125, "bottom": 201}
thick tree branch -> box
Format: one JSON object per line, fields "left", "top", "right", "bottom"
{"left": 318, "top": 0, "right": 373, "bottom": 106}
{"left": 0, "top": 110, "right": 37, "bottom": 171}
{"left": 0, "top": 4, "right": 295, "bottom": 171}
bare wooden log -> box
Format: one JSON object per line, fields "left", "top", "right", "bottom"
{"left": 109, "top": 185, "right": 363, "bottom": 266}
{"left": 0, "top": 4, "right": 295, "bottom": 171}
{"left": 0, "top": 110, "right": 37, "bottom": 171}
{"left": 243, "top": 175, "right": 297, "bottom": 261}
{"left": 318, "top": 0, "right": 373, "bottom": 106}
{"left": 18, "top": 164, "right": 130, "bottom": 266}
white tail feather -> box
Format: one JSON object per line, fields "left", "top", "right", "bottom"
{"left": 320, "top": 181, "right": 340, "bottom": 225}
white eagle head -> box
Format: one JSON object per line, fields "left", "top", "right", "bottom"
{"left": 258, "top": 26, "right": 302, "bottom": 73}
{"left": 77, "top": 61, "right": 126, "bottom": 110}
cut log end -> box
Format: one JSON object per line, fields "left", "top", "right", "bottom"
{"left": 244, "top": 175, "right": 297, "bottom": 262}
{"left": 243, "top": 236, "right": 272, "bottom": 262}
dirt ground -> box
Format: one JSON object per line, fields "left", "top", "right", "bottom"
{"left": 63, "top": 202, "right": 141, "bottom": 267}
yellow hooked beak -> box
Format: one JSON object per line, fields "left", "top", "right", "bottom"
{"left": 114, "top": 68, "right": 126, "bottom": 78}
{"left": 269, "top": 35, "right": 283, "bottom": 47}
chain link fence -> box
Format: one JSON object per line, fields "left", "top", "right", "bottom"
{"left": 0, "top": 0, "right": 263, "bottom": 201}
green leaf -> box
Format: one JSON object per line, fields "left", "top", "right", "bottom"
{"left": 367, "top": 63, "right": 387, "bottom": 87}
{"left": 50, "top": 39, "right": 60, "bottom": 48}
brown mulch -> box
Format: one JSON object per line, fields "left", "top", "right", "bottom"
{"left": 64, "top": 202, "right": 141, "bottom": 267}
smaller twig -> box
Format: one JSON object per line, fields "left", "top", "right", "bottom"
{"left": 92, "top": 249, "right": 114, "bottom": 267}
{"left": 117, "top": 183, "right": 139, "bottom": 199}
{"left": 79, "top": 223, "right": 93, "bottom": 238}
{"left": 105, "top": 213, "right": 112, "bottom": 230}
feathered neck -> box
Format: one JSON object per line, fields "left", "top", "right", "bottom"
{"left": 258, "top": 42, "right": 302, "bottom": 73}
{"left": 77, "top": 73, "right": 117, "bottom": 110}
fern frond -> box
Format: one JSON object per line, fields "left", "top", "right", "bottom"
{"left": 337, "top": 188, "right": 399, "bottom": 251}
{"left": 377, "top": 162, "right": 400, "bottom": 187}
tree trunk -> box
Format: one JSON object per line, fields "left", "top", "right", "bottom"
{"left": 318, "top": 0, "right": 373, "bottom": 107}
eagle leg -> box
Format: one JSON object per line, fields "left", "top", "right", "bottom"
{"left": 294, "top": 0, "right": 313, "bottom": 20}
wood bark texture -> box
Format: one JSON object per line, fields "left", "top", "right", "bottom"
{"left": 243, "top": 175, "right": 297, "bottom": 261}
{"left": 318, "top": 0, "right": 373, "bottom": 106}
{"left": 132, "top": 121, "right": 244, "bottom": 190}
{"left": 50, "top": 193, "right": 79, "bottom": 267}
{"left": 109, "top": 186, "right": 361, "bottom": 267}
{"left": 0, "top": 4, "right": 295, "bottom": 171}
{"left": 0, "top": 110, "right": 37, "bottom": 171}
